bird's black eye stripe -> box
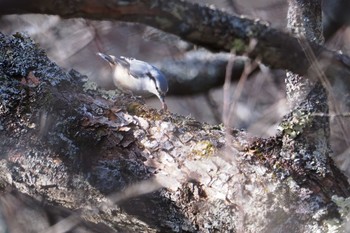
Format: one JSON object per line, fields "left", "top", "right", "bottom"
{"left": 146, "top": 72, "right": 159, "bottom": 91}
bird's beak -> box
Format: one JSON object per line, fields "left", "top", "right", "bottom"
{"left": 159, "top": 95, "right": 167, "bottom": 111}
{"left": 96, "top": 52, "right": 115, "bottom": 66}
{"left": 162, "top": 102, "right": 168, "bottom": 111}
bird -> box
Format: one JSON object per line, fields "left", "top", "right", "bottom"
{"left": 97, "top": 52, "right": 169, "bottom": 110}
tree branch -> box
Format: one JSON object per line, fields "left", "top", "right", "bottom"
{"left": 157, "top": 50, "right": 247, "bottom": 96}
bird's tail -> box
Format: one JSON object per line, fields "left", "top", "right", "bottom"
{"left": 96, "top": 52, "right": 116, "bottom": 65}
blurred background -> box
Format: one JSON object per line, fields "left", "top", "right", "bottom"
{"left": 1, "top": 0, "right": 350, "bottom": 175}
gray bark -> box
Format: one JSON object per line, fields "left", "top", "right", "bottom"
{"left": 0, "top": 30, "right": 350, "bottom": 232}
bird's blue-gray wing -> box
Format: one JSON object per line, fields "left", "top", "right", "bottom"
{"left": 127, "top": 59, "right": 151, "bottom": 78}
{"left": 126, "top": 58, "right": 169, "bottom": 94}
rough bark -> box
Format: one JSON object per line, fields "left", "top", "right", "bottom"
{"left": 1, "top": 31, "right": 350, "bottom": 232}
{"left": 277, "top": 1, "right": 341, "bottom": 228}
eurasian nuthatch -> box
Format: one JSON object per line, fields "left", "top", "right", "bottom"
{"left": 97, "top": 52, "right": 168, "bottom": 110}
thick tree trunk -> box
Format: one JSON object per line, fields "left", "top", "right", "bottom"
{"left": 276, "top": 1, "right": 350, "bottom": 229}
{"left": 281, "top": 1, "right": 330, "bottom": 177}
{"left": 1, "top": 31, "right": 350, "bottom": 232}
